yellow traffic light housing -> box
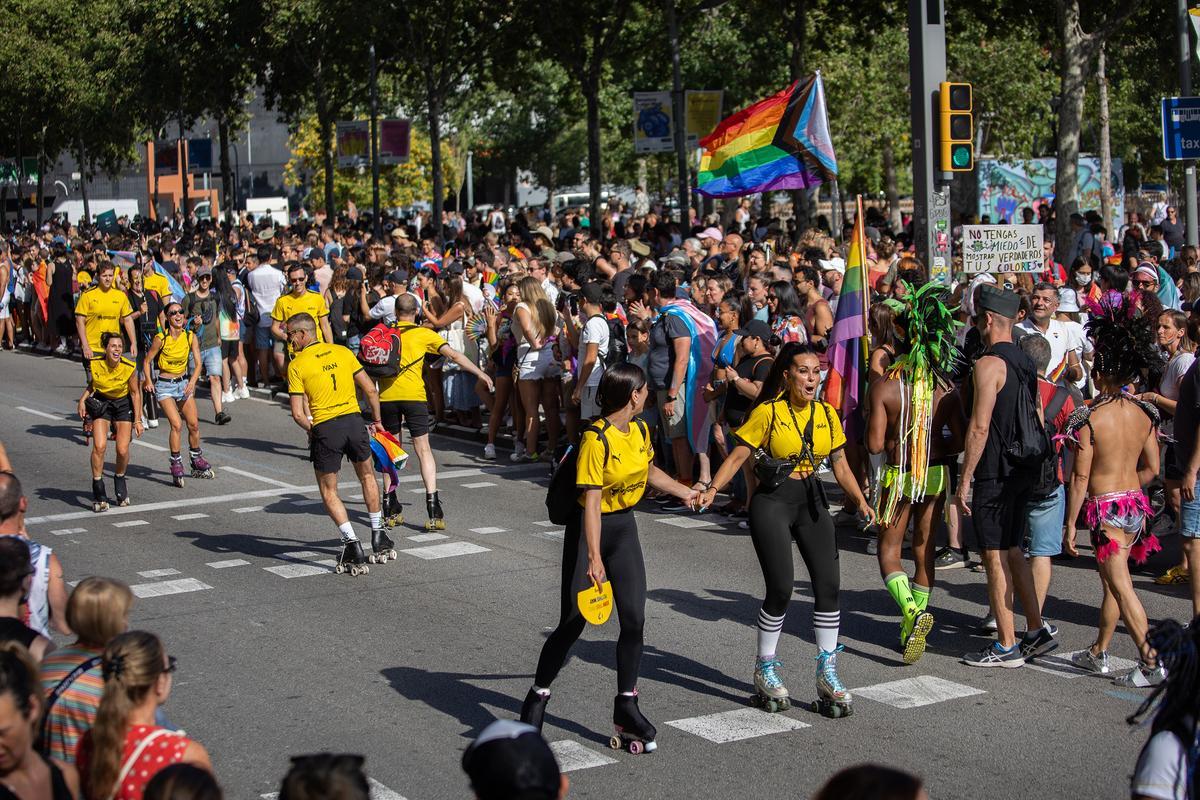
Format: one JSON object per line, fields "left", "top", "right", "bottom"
{"left": 939, "top": 82, "right": 973, "bottom": 172}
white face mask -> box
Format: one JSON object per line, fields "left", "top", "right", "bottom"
{"left": 1075, "top": 273, "right": 1093, "bottom": 286}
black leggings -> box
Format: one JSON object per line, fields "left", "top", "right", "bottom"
{"left": 534, "top": 509, "right": 646, "bottom": 694}
{"left": 749, "top": 477, "right": 839, "bottom": 617}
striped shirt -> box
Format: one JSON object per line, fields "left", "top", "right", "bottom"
{"left": 39, "top": 644, "right": 105, "bottom": 764}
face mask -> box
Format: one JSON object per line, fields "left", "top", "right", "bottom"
{"left": 1075, "top": 273, "right": 1093, "bottom": 286}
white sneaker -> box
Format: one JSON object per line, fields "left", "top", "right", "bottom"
{"left": 221, "top": 391, "right": 236, "bottom": 404}
{"left": 483, "top": 443, "right": 496, "bottom": 460}
{"left": 509, "top": 443, "right": 528, "bottom": 463}
{"left": 237, "top": 384, "right": 251, "bottom": 399}
{"left": 146, "top": 419, "right": 159, "bottom": 429}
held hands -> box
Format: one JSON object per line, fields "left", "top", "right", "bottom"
{"left": 682, "top": 488, "right": 703, "bottom": 511}
{"left": 698, "top": 487, "right": 718, "bottom": 510}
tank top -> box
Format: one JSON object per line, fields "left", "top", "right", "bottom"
{"left": 971, "top": 341, "right": 1038, "bottom": 481}
{"left": 23, "top": 539, "right": 50, "bottom": 637}
{"left": 155, "top": 331, "right": 192, "bottom": 375}
{"left": 0, "top": 617, "right": 39, "bottom": 650}
{"left": 0, "top": 754, "right": 72, "bottom": 800}
{"left": 77, "top": 725, "right": 191, "bottom": 800}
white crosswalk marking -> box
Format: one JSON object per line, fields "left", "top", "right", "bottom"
{"left": 130, "top": 578, "right": 212, "bottom": 598}
{"left": 137, "top": 569, "right": 181, "bottom": 578}
{"left": 549, "top": 740, "right": 618, "bottom": 771}
{"left": 666, "top": 708, "right": 810, "bottom": 743}
{"left": 50, "top": 528, "right": 86, "bottom": 536}
{"left": 112, "top": 520, "right": 149, "bottom": 528}
{"left": 470, "top": 527, "right": 507, "bottom": 534}
{"left": 461, "top": 481, "right": 497, "bottom": 489}
{"left": 656, "top": 516, "right": 713, "bottom": 529}
{"left": 853, "top": 675, "right": 985, "bottom": 709}
{"left": 171, "top": 513, "right": 209, "bottom": 521}
{"left": 400, "top": 542, "right": 490, "bottom": 560}
{"left": 232, "top": 506, "right": 263, "bottom": 513}
{"left": 406, "top": 533, "right": 448, "bottom": 542}
{"left": 206, "top": 559, "right": 250, "bottom": 569}
{"left": 264, "top": 563, "right": 331, "bottom": 579}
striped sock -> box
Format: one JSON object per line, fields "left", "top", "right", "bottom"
{"left": 756, "top": 608, "right": 786, "bottom": 658}
{"left": 813, "top": 610, "right": 840, "bottom": 653}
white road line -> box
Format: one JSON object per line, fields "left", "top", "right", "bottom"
{"left": 409, "top": 488, "right": 427, "bottom": 494}
{"left": 137, "top": 568, "right": 181, "bottom": 578}
{"left": 50, "top": 528, "right": 86, "bottom": 536}
{"left": 263, "top": 779, "right": 406, "bottom": 800}
{"left": 534, "top": 521, "right": 559, "bottom": 527}
{"left": 470, "top": 527, "right": 507, "bottom": 534}
{"left": 348, "top": 494, "right": 363, "bottom": 500}
{"left": 206, "top": 559, "right": 250, "bottom": 569}
{"left": 277, "top": 551, "right": 324, "bottom": 561}
{"left": 112, "top": 520, "right": 149, "bottom": 528}
{"left": 461, "top": 481, "right": 497, "bottom": 489}
{"left": 232, "top": 506, "right": 263, "bottom": 513}
{"left": 853, "top": 676, "right": 985, "bottom": 709}
{"left": 220, "top": 466, "right": 298, "bottom": 489}
{"left": 1024, "top": 650, "right": 1139, "bottom": 679}
{"left": 130, "top": 578, "right": 212, "bottom": 598}
{"left": 656, "top": 516, "right": 714, "bottom": 529}
{"left": 16, "top": 406, "right": 61, "bottom": 420}
{"left": 132, "top": 439, "right": 168, "bottom": 452}
{"left": 666, "top": 708, "right": 810, "bottom": 743}
{"left": 406, "top": 533, "right": 448, "bottom": 542}
{"left": 171, "top": 513, "right": 209, "bottom": 521}
{"left": 400, "top": 542, "right": 490, "bottom": 560}
{"left": 264, "top": 563, "right": 331, "bottom": 578}
{"left": 548, "top": 740, "right": 618, "bottom": 771}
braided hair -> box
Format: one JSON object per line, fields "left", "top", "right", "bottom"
{"left": 1128, "top": 617, "right": 1200, "bottom": 799}
{"left": 1084, "top": 289, "right": 1165, "bottom": 387}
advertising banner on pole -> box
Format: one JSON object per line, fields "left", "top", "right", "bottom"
{"left": 336, "top": 121, "right": 370, "bottom": 168}
{"left": 633, "top": 91, "right": 674, "bottom": 154}
{"left": 378, "top": 119, "right": 411, "bottom": 165}
{"left": 962, "top": 224, "right": 1044, "bottom": 273}
{"left": 684, "top": 90, "right": 724, "bottom": 147}
{"left": 186, "top": 139, "right": 213, "bottom": 173}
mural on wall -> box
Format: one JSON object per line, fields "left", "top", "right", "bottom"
{"left": 978, "top": 157, "right": 1124, "bottom": 232}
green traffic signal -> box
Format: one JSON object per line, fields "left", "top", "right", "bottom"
{"left": 951, "top": 145, "right": 971, "bottom": 169}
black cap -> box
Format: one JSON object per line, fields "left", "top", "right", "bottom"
{"left": 735, "top": 319, "right": 772, "bottom": 341}
{"left": 462, "top": 720, "right": 560, "bottom": 800}
{"left": 978, "top": 284, "right": 1020, "bottom": 319}
{"left": 346, "top": 266, "right": 364, "bottom": 282}
{"left": 445, "top": 260, "right": 465, "bottom": 275}
{"left": 386, "top": 270, "right": 406, "bottom": 284}
{"left": 579, "top": 282, "right": 605, "bottom": 305}
{"left": 308, "top": 248, "right": 325, "bottom": 262}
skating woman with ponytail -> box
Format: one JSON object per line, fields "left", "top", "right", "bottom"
{"left": 76, "top": 632, "right": 211, "bottom": 800}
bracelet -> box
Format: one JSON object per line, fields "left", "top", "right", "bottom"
{"left": 666, "top": 395, "right": 677, "bottom": 402}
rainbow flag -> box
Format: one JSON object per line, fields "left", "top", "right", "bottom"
{"left": 823, "top": 199, "right": 870, "bottom": 438}
{"left": 481, "top": 267, "right": 499, "bottom": 287}
{"left": 696, "top": 74, "right": 837, "bottom": 198}
{"left": 369, "top": 429, "right": 409, "bottom": 493}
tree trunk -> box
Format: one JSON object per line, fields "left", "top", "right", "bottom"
{"left": 584, "top": 74, "right": 603, "bottom": 241}
{"left": 1054, "top": 0, "right": 1091, "bottom": 262}
{"left": 76, "top": 137, "right": 91, "bottom": 225}
{"left": 319, "top": 112, "right": 335, "bottom": 221}
{"left": 178, "top": 114, "right": 189, "bottom": 221}
{"left": 35, "top": 153, "right": 45, "bottom": 227}
{"left": 883, "top": 140, "right": 902, "bottom": 233}
{"left": 428, "top": 84, "right": 445, "bottom": 250}
{"left": 1097, "top": 43, "right": 1114, "bottom": 236}
{"left": 218, "top": 117, "right": 234, "bottom": 225}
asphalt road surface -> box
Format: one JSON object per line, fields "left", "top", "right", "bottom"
{"left": 0, "top": 348, "right": 1189, "bottom": 800}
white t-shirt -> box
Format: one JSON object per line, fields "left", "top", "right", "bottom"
{"left": 578, "top": 315, "right": 610, "bottom": 387}
{"left": 542, "top": 279, "right": 560, "bottom": 306}
{"left": 1017, "top": 318, "right": 1081, "bottom": 380}
{"left": 1131, "top": 730, "right": 1189, "bottom": 800}
{"left": 461, "top": 281, "right": 485, "bottom": 314}
{"left": 247, "top": 264, "right": 285, "bottom": 328}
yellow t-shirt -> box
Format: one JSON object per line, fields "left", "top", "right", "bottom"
{"left": 287, "top": 343, "right": 363, "bottom": 426}
{"left": 154, "top": 330, "right": 193, "bottom": 375}
{"left": 89, "top": 357, "right": 135, "bottom": 398}
{"left": 377, "top": 323, "right": 447, "bottom": 403}
{"left": 272, "top": 290, "right": 330, "bottom": 341}
{"left": 74, "top": 286, "right": 133, "bottom": 354}
{"left": 576, "top": 420, "right": 654, "bottom": 513}
{"left": 143, "top": 271, "right": 174, "bottom": 302}
{"left": 734, "top": 399, "right": 845, "bottom": 474}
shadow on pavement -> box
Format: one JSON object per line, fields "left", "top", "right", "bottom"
{"left": 27, "top": 423, "right": 86, "bottom": 445}
{"left": 205, "top": 436, "right": 308, "bottom": 458}
{"left": 567, "top": 638, "right": 753, "bottom": 705}
{"left": 173, "top": 528, "right": 340, "bottom": 559}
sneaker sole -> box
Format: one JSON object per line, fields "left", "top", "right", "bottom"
{"left": 902, "top": 612, "right": 934, "bottom": 665}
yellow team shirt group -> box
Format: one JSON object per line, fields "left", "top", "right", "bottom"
{"left": 273, "top": 291, "right": 330, "bottom": 341}
{"left": 154, "top": 331, "right": 193, "bottom": 375}
{"left": 89, "top": 357, "right": 136, "bottom": 398}
{"left": 288, "top": 343, "right": 364, "bottom": 426}
{"left": 377, "top": 323, "right": 447, "bottom": 403}
{"left": 74, "top": 286, "right": 133, "bottom": 354}
{"left": 576, "top": 421, "right": 654, "bottom": 514}
{"left": 733, "top": 399, "right": 845, "bottom": 474}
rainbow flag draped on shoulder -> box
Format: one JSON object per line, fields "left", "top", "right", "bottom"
{"left": 823, "top": 199, "right": 870, "bottom": 437}
{"left": 696, "top": 74, "right": 837, "bottom": 197}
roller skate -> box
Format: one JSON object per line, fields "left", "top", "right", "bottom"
{"left": 519, "top": 687, "right": 550, "bottom": 732}
{"left": 169, "top": 455, "right": 185, "bottom": 488}
{"left": 189, "top": 449, "right": 214, "bottom": 479}
{"left": 334, "top": 539, "right": 369, "bottom": 577}
{"left": 900, "top": 610, "right": 934, "bottom": 665}
{"left": 425, "top": 492, "right": 445, "bottom": 531}
{"left": 383, "top": 492, "right": 403, "bottom": 528}
{"left": 91, "top": 478, "right": 109, "bottom": 513}
{"left": 112, "top": 474, "right": 130, "bottom": 507}
{"left": 814, "top": 645, "right": 853, "bottom": 718}
{"left": 610, "top": 692, "right": 657, "bottom": 754}
{"left": 750, "top": 656, "right": 791, "bottom": 712}
{"left": 369, "top": 527, "right": 397, "bottom": 564}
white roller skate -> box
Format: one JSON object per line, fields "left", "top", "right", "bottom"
{"left": 750, "top": 656, "right": 791, "bottom": 712}
{"left": 814, "top": 645, "right": 853, "bottom": 718}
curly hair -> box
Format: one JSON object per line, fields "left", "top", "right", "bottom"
{"left": 1085, "top": 289, "right": 1165, "bottom": 386}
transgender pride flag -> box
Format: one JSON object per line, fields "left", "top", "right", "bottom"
{"left": 823, "top": 198, "right": 870, "bottom": 438}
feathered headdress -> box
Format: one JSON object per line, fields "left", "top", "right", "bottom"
{"left": 1085, "top": 290, "right": 1164, "bottom": 384}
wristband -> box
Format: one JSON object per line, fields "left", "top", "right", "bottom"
{"left": 666, "top": 395, "right": 676, "bottom": 402}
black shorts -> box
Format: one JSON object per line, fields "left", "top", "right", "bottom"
{"left": 1165, "top": 442, "right": 1184, "bottom": 482}
{"left": 381, "top": 400, "right": 431, "bottom": 438}
{"left": 86, "top": 394, "right": 133, "bottom": 424}
{"left": 310, "top": 413, "right": 371, "bottom": 474}
{"left": 970, "top": 477, "right": 1032, "bottom": 550}
{"left": 221, "top": 340, "right": 240, "bottom": 359}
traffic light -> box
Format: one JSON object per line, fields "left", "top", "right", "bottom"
{"left": 939, "top": 82, "right": 973, "bottom": 172}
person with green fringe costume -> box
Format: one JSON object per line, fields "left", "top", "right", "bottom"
{"left": 866, "top": 280, "right": 964, "bottom": 663}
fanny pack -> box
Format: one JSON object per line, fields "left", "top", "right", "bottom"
{"left": 753, "top": 401, "right": 817, "bottom": 491}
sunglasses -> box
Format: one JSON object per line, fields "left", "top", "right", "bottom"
{"left": 165, "top": 655, "right": 178, "bottom": 674}
{"left": 168, "top": 309, "right": 185, "bottom": 316}
{"left": 1133, "top": 280, "right": 1157, "bottom": 288}
{"left": 290, "top": 276, "right": 307, "bottom": 283}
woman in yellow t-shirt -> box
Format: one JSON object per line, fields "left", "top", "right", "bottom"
{"left": 699, "top": 343, "right": 875, "bottom": 716}
{"left": 520, "top": 363, "right": 699, "bottom": 750}
{"left": 77, "top": 332, "right": 143, "bottom": 513}
{"left": 143, "top": 301, "right": 210, "bottom": 487}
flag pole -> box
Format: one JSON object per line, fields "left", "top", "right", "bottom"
{"left": 856, "top": 195, "right": 869, "bottom": 378}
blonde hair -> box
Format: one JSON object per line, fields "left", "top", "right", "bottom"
{"left": 516, "top": 276, "right": 556, "bottom": 340}
{"left": 67, "top": 577, "right": 134, "bottom": 648}
{"left": 90, "top": 632, "right": 168, "bottom": 800}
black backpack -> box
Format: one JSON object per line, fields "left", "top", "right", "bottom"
{"left": 1030, "top": 384, "right": 1072, "bottom": 498}
{"left": 545, "top": 418, "right": 648, "bottom": 524}
{"left": 587, "top": 314, "right": 627, "bottom": 368}
{"left": 992, "top": 348, "right": 1052, "bottom": 473}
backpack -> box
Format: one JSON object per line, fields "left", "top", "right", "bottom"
{"left": 588, "top": 314, "right": 626, "bottom": 368}
{"left": 357, "top": 322, "right": 403, "bottom": 378}
{"left": 993, "top": 349, "right": 1052, "bottom": 473}
{"left": 545, "top": 418, "right": 649, "bottom": 524}
{"left": 1030, "top": 384, "right": 1071, "bottom": 498}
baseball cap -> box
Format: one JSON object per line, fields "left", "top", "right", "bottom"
{"left": 445, "top": 260, "right": 465, "bottom": 275}
{"left": 629, "top": 239, "right": 651, "bottom": 258}
{"left": 461, "top": 720, "right": 560, "bottom": 800}
{"left": 735, "top": 319, "right": 772, "bottom": 341}
{"left": 196, "top": 265, "right": 213, "bottom": 278}
{"left": 386, "top": 270, "right": 407, "bottom": 284}
{"left": 346, "top": 266, "right": 364, "bottom": 282}
{"left": 818, "top": 256, "right": 846, "bottom": 275}
{"left": 699, "top": 226, "right": 724, "bottom": 243}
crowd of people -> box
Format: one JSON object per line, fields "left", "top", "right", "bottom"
{"left": 0, "top": 195, "right": 1198, "bottom": 798}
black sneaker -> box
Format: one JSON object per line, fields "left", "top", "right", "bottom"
{"left": 962, "top": 642, "right": 1025, "bottom": 668}
{"left": 215, "top": 411, "right": 232, "bottom": 425}
{"left": 1019, "top": 626, "right": 1059, "bottom": 660}
{"left": 934, "top": 547, "right": 967, "bottom": 570}
{"left": 661, "top": 501, "right": 689, "bottom": 513}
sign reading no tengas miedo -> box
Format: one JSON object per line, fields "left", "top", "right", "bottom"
{"left": 961, "top": 224, "right": 1044, "bottom": 274}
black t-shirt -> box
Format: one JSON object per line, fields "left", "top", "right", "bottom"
{"left": 1161, "top": 218, "right": 1185, "bottom": 249}
{"left": 1174, "top": 360, "right": 1200, "bottom": 475}
{"left": 611, "top": 268, "right": 632, "bottom": 303}
{"left": 724, "top": 354, "right": 773, "bottom": 426}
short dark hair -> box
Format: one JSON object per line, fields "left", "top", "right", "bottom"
{"left": 279, "top": 754, "right": 368, "bottom": 800}
{"left": 0, "top": 538, "right": 31, "bottom": 599}
{"left": 813, "top": 764, "right": 923, "bottom": 800}
{"left": 143, "top": 764, "right": 223, "bottom": 800}
{"left": 100, "top": 331, "right": 125, "bottom": 349}
{"left": 0, "top": 474, "right": 21, "bottom": 523}
{"left": 1100, "top": 263, "right": 1129, "bottom": 292}
{"left": 649, "top": 270, "right": 677, "bottom": 297}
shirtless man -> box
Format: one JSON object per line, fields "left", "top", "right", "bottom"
{"left": 1062, "top": 294, "right": 1166, "bottom": 687}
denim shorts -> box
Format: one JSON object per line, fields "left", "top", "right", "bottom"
{"left": 254, "top": 325, "right": 273, "bottom": 349}
{"left": 1026, "top": 485, "right": 1065, "bottom": 556}
{"left": 155, "top": 376, "right": 187, "bottom": 402}
{"left": 1181, "top": 493, "right": 1200, "bottom": 539}
{"left": 199, "top": 346, "right": 222, "bottom": 376}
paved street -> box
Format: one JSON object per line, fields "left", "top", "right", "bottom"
{"left": 0, "top": 348, "right": 1187, "bottom": 799}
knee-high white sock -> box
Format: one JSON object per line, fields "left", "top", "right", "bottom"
{"left": 757, "top": 608, "right": 786, "bottom": 658}
{"left": 813, "top": 610, "right": 840, "bottom": 653}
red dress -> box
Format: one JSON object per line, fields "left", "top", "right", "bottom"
{"left": 76, "top": 724, "right": 192, "bottom": 800}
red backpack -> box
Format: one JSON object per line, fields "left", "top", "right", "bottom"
{"left": 357, "top": 323, "right": 403, "bottom": 377}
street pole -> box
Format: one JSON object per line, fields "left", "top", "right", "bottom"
{"left": 369, "top": 42, "right": 382, "bottom": 240}
{"left": 466, "top": 150, "right": 474, "bottom": 212}
{"left": 1179, "top": 0, "right": 1198, "bottom": 247}
{"left": 666, "top": 0, "right": 689, "bottom": 226}
{"left": 908, "top": 0, "right": 952, "bottom": 284}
